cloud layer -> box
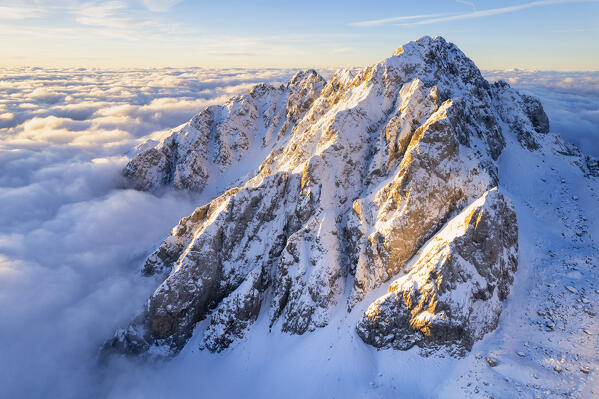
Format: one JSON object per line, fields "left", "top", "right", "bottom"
{"left": 0, "top": 66, "right": 304, "bottom": 398}
{"left": 349, "top": 0, "right": 599, "bottom": 27}
{"left": 0, "top": 66, "right": 597, "bottom": 397}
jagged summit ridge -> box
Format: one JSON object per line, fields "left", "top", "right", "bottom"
{"left": 125, "top": 36, "right": 542, "bottom": 195}
{"left": 105, "top": 36, "right": 548, "bottom": 357}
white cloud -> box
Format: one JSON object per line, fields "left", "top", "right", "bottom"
{"left": 30, "top": 87, "right": 66, "bottom": 103}
{"left": 142, "top": 0, "right": 182, "bottom": 12}
{"left": 409, "top": 0, "right": 599, "bottom": 26}
{"left": 348, "top": 13, "right": 449, "bottom": 27}
{"left": 483, "top": 69, "right": 599, "bottom": 95}
{"left": 0, "top": 5, "right": 45, "bottom": 20}
{"left": 74, "top": 1, "right": 129, "bottom": 28}
{"left": 456, "top": 0, "right": 477, "bottom": 12}
{"left": 351, "top": 0, "right": 599, "bottom": 27}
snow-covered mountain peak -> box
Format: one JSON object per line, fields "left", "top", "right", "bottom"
{"left": 288, "top": 69, "right": 324, "bottom": 85}
{"left": 104, "top": 36, "right": 597, "bottom": 366}
{"left": 387, "top": 35, "right": 486, "bottom": 94}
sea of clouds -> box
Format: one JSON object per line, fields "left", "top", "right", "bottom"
{"left": 0, "top": 66, "right": 597, "bottom": 398}
{"left": 0, "top": 66, "right": 303, "bottom": 398}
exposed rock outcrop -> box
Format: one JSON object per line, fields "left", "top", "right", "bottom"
{"left": 104, "top": 36, "right": 544, "bottom": 357}
{"left": 356, "top": 188, "right": 518, "bottom": 355}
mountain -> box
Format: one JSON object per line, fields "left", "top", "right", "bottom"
{"left": 103, "top": 36, "right": 598, "bottom": 369}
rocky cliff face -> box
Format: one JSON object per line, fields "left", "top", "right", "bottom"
{"left": 356, "top": 188, "right": 518, "bottom": 355}
{"left": 104, "top": 36, "right": 547, "bottom": 357}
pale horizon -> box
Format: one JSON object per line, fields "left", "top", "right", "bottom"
{"left": 2, "top": 0, "right": 599, "bottom": 70}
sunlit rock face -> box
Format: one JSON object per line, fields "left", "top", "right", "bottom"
{"left": 345, "top": 97, "right": 496, "bottom": 306}
{"left": 104, "top": 36, "right": 548, "bottom": 357}
{"left": 123, "top": 70, "right": 326, "bottom": 193}
{"left": 356, "top": 188, "right": 518, "bottom": 355}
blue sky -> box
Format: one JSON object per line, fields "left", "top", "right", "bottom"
{"left": 1, "top": 0, "right": 598, "bottom": 69}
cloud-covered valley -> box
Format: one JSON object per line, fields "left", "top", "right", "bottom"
{"left": 0, "top": 66, "right": 597, "bottom": 398}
